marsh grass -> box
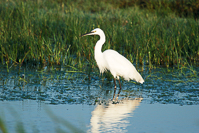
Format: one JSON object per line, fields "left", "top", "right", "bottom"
{"left": 0, "top": 117, "right": 8, "bottom": 133}
{"left": 0, "top": 0, "right": 198, "bottom": 72}
{"left": 0, "top": 106, "right": 84, "bottom": 133}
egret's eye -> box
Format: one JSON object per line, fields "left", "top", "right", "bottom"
{"left": 93, "top": 30, "right": 96, "bottom": 33}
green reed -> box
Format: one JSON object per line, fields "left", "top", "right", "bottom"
{"left": 0, "top": 0, "right": 198, "bottom": 71}
{"left": 0, "top": 117, "right": 8, "bottom": 133}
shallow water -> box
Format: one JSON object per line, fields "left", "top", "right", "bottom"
{"left": 0, "top": 100, "right": 199, "bottom": 133}
{"left": 0, "top": 65, "right": 199, "bottom": 132}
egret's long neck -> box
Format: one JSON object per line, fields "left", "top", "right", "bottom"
{"left": 95, "top": 34, "right": 105, "bottom": 57}
{"left": 94, "top": 31, "right": 106, "bottom": 73}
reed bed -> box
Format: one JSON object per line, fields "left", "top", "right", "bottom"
{"left": 0, "top": 0, "right": 198, "bottom": 71}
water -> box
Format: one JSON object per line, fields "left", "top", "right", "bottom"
{"left": 1, "top": 100, "right": 199, "bottom": 133}
{"left": 0, "top": 65, "right": 199, "bottom": 132}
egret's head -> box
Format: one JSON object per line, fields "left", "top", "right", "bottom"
{"left": 80, "top": 28, "right": 104, "bottom": 37}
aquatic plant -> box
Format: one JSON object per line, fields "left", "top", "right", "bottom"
{"left": 0, "top": 0, "right": 198, "bottom": 71}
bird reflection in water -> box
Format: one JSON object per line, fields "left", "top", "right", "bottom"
{"left": 112, "top": 85, "right": 122, "bottom": 101}
{"left": 89, "top": 90, "right": 143, "bottom": 133}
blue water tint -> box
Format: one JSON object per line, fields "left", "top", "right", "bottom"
{"left": 0, "top": 100, "right": 199, "bottom": 133}
{"left": 128, "top": 102, "right": 199, "bottom": 133}
{"left": 0, "top": 64, "right": 199, "bottom": 132}
{"left": 0, "top": 65, "right": 198, "bottom": 105}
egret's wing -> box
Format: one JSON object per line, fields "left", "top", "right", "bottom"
{"left": 103, "top": 49, "right": 144, "bottom": 83}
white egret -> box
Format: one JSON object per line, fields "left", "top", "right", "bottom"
{"left": 81, "top": 28, "right": 144, "bottom": 90}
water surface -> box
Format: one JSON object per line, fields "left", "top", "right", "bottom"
{"left": 1, "top": 100, "right": 199, "bottom": 133}
{"left": 0, "top": 65, "right": 199, "bottom": 132}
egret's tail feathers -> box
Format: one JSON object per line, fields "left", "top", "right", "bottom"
{"left": 131, "top": 73, "right": 144, "bottom": 84}
{"left": 138, "top": 78, "right": 144, "bottom": 84}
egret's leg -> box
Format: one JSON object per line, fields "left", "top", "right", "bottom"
{"left": 113, "top": 78, "right": 117, "bottom": 99}
{"left": 114, "top": 78, "right": 117, "bottom": 89}
{"left": 116, "top": 79, "right": 122, "bottom": 100}
{"left": 118, "top": 79, "right": 122, "bottom": 90}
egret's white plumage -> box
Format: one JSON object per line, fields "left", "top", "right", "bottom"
{"left": 81, "top": 28, "right": 144, "bottom": 89}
